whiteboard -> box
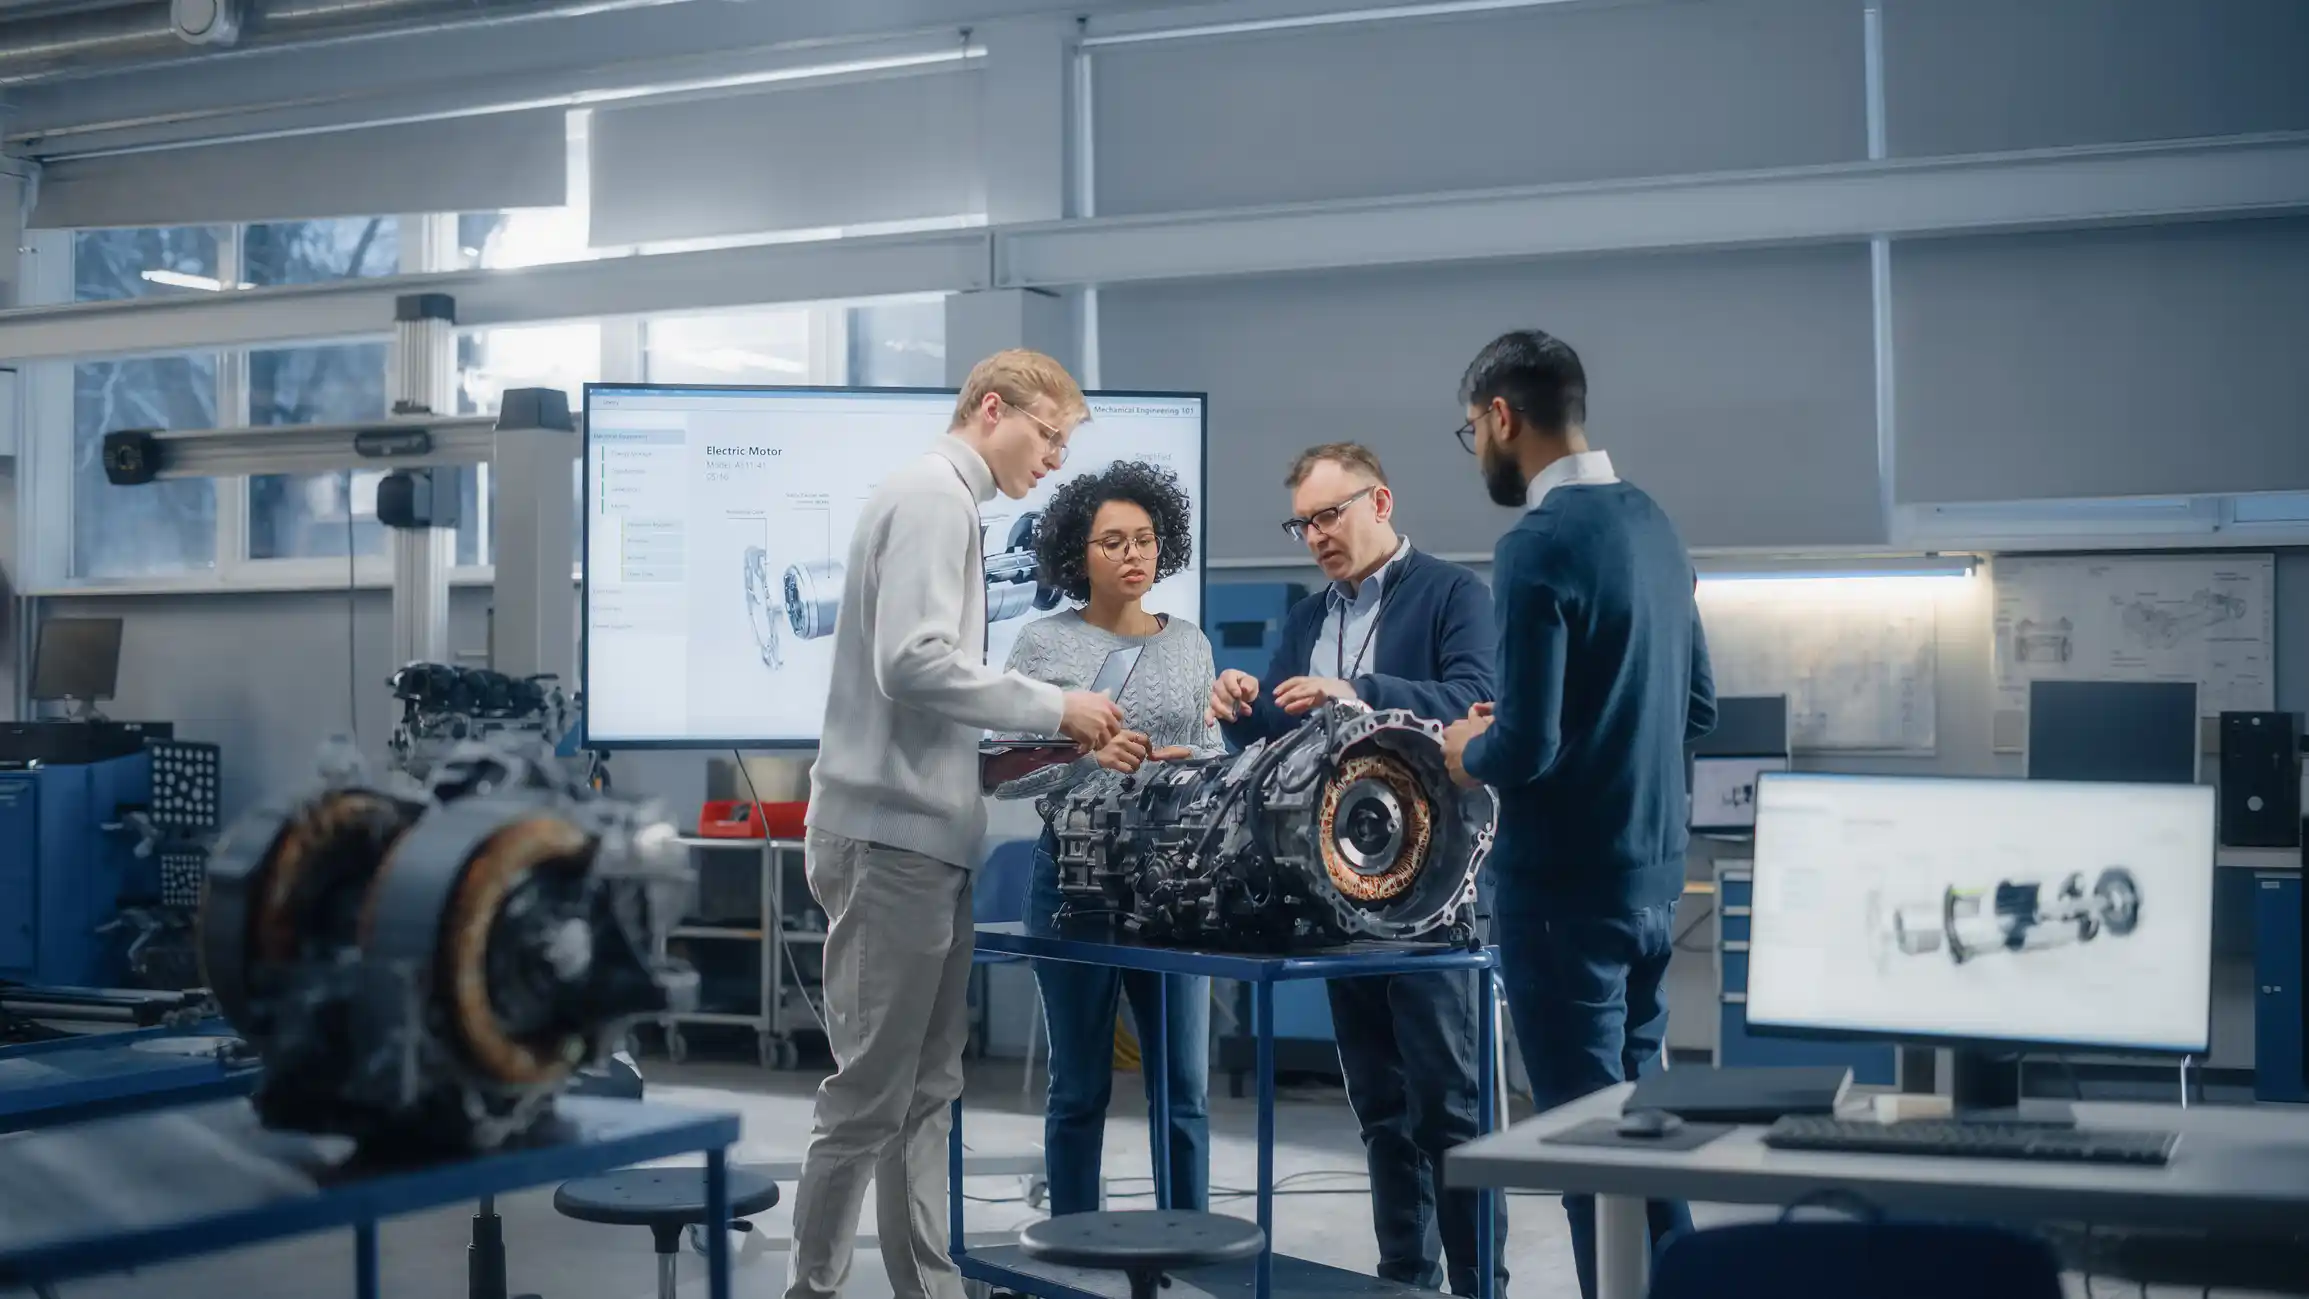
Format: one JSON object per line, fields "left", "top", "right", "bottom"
{"left": 1990, "top": 553, "right": 2275, "bottom": 750}
{"left": 1697, "top": 580, "right": 1938, "bottom": 754}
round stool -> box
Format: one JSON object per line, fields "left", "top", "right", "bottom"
{"left": 1018, "top": 1211, "right": 1266, "bottom": 1299}
{"left": 553, "top": 1168, "right": 780, "bottom": 1299}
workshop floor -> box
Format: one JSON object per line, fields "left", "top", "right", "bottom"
{"left": 51, "top": 1056, "right": 2287, "bottom": 1299}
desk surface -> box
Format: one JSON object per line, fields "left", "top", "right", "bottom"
{"left": 0, "top": 1096, "right": 740, "bottom": 1285}
{"left": 1446, "top": 1084, "right": 2309, "bottom": 1237}
{"left": 0, "top": 1027, "right": 260, "bottom": 1134}
{"left": 973, "top": 923, "right": 1496, "bottom": 981}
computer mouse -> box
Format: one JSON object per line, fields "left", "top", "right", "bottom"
{"left": 1617, "top": 1109, "right": 1685, "bottom": 1139}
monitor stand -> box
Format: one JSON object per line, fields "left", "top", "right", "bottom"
{"left": 1948, "top": 1049, "right": 2074, "bottom": 1128}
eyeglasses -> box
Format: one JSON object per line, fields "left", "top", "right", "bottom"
{"left": 1282, "top": 486, "right": 1376, "bottom": 541}
{"left": 1092, "top": 531, "right": 1162, "bottom": 561}
{"left": 1453, "top": 420, "right": 1478, "bottom": 455}
{"left": 1003, "top": 398, "right": 1071, "bottom": 467}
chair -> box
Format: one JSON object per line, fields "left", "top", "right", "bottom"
{"left": 1018, "top": 1210, "right": 1266, "bottom": 1299}
{"left": 972, "top": 837, "right": 1046, "bottom": 1105}
{"left": 1649, "top": 1219, "right": 2065, "bottom": 1299}
{"left": 552, "top": 1168, "right": 781, "bottom": 1299}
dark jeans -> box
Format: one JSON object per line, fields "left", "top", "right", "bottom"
{"left": 1495, "top": 899, "right": 1692, "bottom": 1299}
{"left": 1026, "top": 828, "right": 1211, "bottom": 1215}
{"left": 1329, "top": 970, "right": 1510, "bottom": 1297}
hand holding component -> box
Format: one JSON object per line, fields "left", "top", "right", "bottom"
{"left": 1095, "top": 730, "right": 1154, "bottom": 773}
{"left": 1273, "top": 675, "right": 1359, "bottom": 717}
{"left": 1207, "top": 669, "right": 1260, "bottom": 724}
{"left": 1060, "top": 690, "right": 1127, "bottom": 751}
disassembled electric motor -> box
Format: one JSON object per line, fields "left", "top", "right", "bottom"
{"left": 1885, "top": 867, "right": 2142, "bottom": 965}
{"left": 200, "top": 737, "right": 695, "bottom": 1156}
{"left": 743, "top": 511, "right": 1061, "bottom": 663}
{"left": 1044, "top": 702, "right": 1496, "bottom": 950}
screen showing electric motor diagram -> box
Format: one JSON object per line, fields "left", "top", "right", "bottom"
{"left": 1744, "top": 773, "right": 2214, "bottom": 1055}
{"left": 581, "top": 386, "right": 1207, "bottom": 748}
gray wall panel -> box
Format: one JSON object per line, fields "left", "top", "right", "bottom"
{"left": 1893, "top": 218, "right": 2309, "bottom": 505}
{"left": 1882, "top": 0, "right": 2309, "bottom": 158}
{"left": 1099, "top": 244, "right": 1881, "bottom": 560}
{"left": 589, "top": 70, "right": 985, "bottom": 247}
{"left": 1092, "top": 0, "right": 1864, "bottom": 217}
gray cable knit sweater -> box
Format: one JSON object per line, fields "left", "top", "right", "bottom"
{"left": 992, "top": 610, "right": 1228, "bottom": 801}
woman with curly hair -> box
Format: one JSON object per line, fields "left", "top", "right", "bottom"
{"left": 992, "top": 457, "right": 1221, "bottom": 1216}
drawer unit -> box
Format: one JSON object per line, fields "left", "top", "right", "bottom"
{"left": 1715, "top": 864, "right": 1897, "bottom": 1085}
{"left": 2255, "top": 871, "right": 2304, "bottom": 1103}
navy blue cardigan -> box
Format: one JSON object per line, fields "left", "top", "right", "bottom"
{"left": 1220, "top": 547, "right": 1498, "bottom": 748}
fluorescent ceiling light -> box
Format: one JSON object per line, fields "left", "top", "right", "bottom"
{"left": 1697, "top": 555, "right": 1977, "bottom": 582}
{"left": 1083, "top": 0, "right": 1585, "bottom": 47}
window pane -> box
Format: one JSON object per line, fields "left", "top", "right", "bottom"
{"left": 248, "top": 341, "right": 392, "bottom": 560}
{"left": 73, "top": 225, "right": 224, "bottom": 301}
{"left": 73, "top": 356, "right": 219, "bottom": 579}
{"left": 644, "top": 310, "right": 812, "bottom": 385}
{"left": 456, "top": 206, "right": 590, "bottom": 271}
{"left": 69, "top": 228, "right": 223, "bottom": 579}
{"left": 242, "top": 217, "right": 400, "bottom": 286}
{"left": 459, "top": 323, "right": 597, "bottom": 566}
{"left": 240, "top": 218, "right": 405, "bottom": 563}
{"left": 848, "top": 298, "right": 947, "bottom": 387}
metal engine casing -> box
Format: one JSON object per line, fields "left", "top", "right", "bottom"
{"left": 387, "top": 662, "right": 574, "bottom": 779}
{"left": 1043, "top": 703, "right": 1496, "bottom": 950}
{"left": 199, "top": 737, "right": 695, "bottom": 1157}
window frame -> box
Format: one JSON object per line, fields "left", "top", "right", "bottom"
{"left": 18, "top": 219, "right": 935, "bottom": 595}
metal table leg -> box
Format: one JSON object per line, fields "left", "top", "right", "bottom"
{"left": 1254, "top": 980, "right": 1274, "bottom": 1299}
{"left": 949, "top": 1097, "right": 967, "bottom": 1257}
{"left": 707, "top": 1147, "right": 731, "bottom": 1299}
{"left": 1594, "top": 1194, "right": 1649, "bottom": 1299}
{"left": 356, "top": 1219, "right": 379, "bottom": 1299}
{"left": 1149, "top": 976, "right": 1172, "bottom": 1210}
{"left": 1476, "top": 968, "right": 1498, "bottom": 1299}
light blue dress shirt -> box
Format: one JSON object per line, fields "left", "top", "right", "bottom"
{"left": 1310, "top": 537, "right": 1413, "bottom": 681}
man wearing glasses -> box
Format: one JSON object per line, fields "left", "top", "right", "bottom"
{"left": 1441, "top": 330, "right": 1716, "bottom": 1299}
{"left": 1207, "top": 442, "right": 1505, "bottom": 1299}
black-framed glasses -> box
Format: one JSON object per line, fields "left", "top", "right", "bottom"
{"left": 1453, "top": 420, "right": 1478, "bottom": 455}
{"left": 1092, "top": 531, "right": 1162, "bottom": 561}
{"left": 1282, "top": 486, "right": 1375, "bottom": 541}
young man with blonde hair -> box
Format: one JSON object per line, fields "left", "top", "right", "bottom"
{"left": 786, "top": 349, "right": 1124, "bottom": 1299}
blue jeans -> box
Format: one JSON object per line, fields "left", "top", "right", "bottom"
{"left": 1495, "top": 899, "right": 1692, "bottom": 1299}
{"left": 1026, "top": 828, "right": 1212, "bottom": 1215}
{"left": 1330, "top": 969, "right": 1510, "bottom": 1297}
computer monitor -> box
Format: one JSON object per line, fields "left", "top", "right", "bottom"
{"left": 578, "top": 384, "right": 1208, "bottom": 749}
{"left": 2026, "top": 678, "right": 2200, "bottom": 784}
{"left": 1691, "top": 694, "right": 1790, "bottom": 759}
{"left": 1690, "top": 754, "right": 1787, "bottom": 835}
{"left": 1747, "top": 772, "right": 2215, "bottom": 1117}
{"left": 30, "top": 617, "right": 124, "bottom": 703}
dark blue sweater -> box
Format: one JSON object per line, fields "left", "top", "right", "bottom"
{"left": 1462, "top": 481, "right": 1717, "bottom": 917}
{"left": 1220, "top": 546, "right": 1497, "bottom": 747}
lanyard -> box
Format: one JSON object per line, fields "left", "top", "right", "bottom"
{"left": 1334, "top": 565, "right": 1401, "bottom": 679}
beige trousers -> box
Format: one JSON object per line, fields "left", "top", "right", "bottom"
{"left": 781, "top": 829, "right": 977, "bottom": 1299}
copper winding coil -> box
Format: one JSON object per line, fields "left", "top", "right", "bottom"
{"left": 250, "top": 791, "right": 410, "bottom": 965}
{"left": 1318, "top": 753, "right": 1433, "bottom": 903}
{"left": 433, "top": 816, "right": 593, "bottom": 1087}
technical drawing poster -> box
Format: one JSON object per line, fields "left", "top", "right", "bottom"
{"left": 1695, "top": 579, "right": 1938, "bottom": 753}
{"left": 1991, "top": 554, "right": 2274, "bottom": 746}
{"left": 584, "top": 387, "right": 1206, "bottom": 748}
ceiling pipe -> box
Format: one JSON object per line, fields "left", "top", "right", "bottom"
{"left": 0, "top": 0, "right": 706, "bottom": 87}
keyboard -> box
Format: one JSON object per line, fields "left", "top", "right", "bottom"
{"left": 1761, "top": 1115, "right": 2177, "bottom": 1166}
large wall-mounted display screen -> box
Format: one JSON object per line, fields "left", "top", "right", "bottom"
{"left": 581, "top": 385, "right": 1208, "bottom": 749}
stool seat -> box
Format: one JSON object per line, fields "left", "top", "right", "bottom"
{"left": 1019, "top": 1210, "right": 1266, "bottom": 1274}
{"left": 554, "top": 1168, "right": 780, "bottom": 1241}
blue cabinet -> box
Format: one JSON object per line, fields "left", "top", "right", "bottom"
{"left": 1715, "top": 866, "right": 1897, "bottom": 1085}
{"left": 2255, "top": 871, "right": 2304, "bottom": 1103}
{"left": 0, "top": 753, "right": 153, "bottom": 988}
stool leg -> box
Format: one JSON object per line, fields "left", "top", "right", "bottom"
{"left": 658, "top": 1251, "right": 678, "bottom": 1299}
{"left": 1126, "top": 1268, "right": 1163, "bottom": 1299}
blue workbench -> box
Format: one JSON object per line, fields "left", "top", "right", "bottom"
{"left": 0, "top": 1096, "right": 742, "bottom": 1299}
{"left": 0, "top": 1021, "right": 260, "bottom": 1133}
{"left": 954, "top": 923, "right": 1499, "bottom": 1299}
